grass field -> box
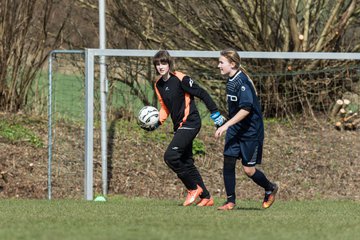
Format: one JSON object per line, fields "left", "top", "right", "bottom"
{"left": 0, "top": 196, "right": 359, "bottom": 240}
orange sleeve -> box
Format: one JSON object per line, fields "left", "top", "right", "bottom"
{"left": 173, "top": 72, "right": 190, "bottom": 127}
{"left": 154, "top": 79, "right": 169, "bottom": 124}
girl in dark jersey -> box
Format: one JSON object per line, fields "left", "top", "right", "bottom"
{"left": 215, "top": 48, "right": 278, "bottom": 210}
{"left": 143, "top": 50, "right": 225, "bottom": 206}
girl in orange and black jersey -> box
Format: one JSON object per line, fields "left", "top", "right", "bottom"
{"left": 142, "top": 50, "right": 225, "bottom": 207}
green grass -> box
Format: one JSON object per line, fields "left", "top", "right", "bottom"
{"left": 0, "top": 120, "right": 44, "bottom": 148}
{"left": 0, "top": 197, "right": 359, "bottom": 240}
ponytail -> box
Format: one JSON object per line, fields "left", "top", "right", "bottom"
{"left": 239, "top": 65, "right": 257, "bottom": 95}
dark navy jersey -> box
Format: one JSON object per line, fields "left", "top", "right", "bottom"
{"left": 155, "top": 72, "right": 218, "bottom": 131}
{"left": 226, "top": 71, "right": 264, "bottom": 140}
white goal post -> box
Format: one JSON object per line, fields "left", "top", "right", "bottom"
{"left": 83, "top": 48, "right": 360, "bottom": 200}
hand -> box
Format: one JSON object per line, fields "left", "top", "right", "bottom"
{"left": 215, "top": 124, "right": 228, "bottom": 138}
{"left": 140, "top": 121, "right": 160, "bottom": 132}
{"left": 210, "top": 111, "right": 226, "bottom": 128}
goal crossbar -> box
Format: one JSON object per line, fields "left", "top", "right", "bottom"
{"left": 86, "top": 48, "right": 360, "bottom": 59}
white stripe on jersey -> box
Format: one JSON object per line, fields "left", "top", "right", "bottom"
{"left": 227, "top": 71, "right": 243, "bottom": 93}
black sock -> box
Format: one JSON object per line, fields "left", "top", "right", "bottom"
{"left": 187, "top": 165, "right": 210, "bottom": 199}
{"left": 223, "top": 156, "right": 237, "bottom": 203}
{"left": 249, "top": 169, "right": 273, "bottom": 191}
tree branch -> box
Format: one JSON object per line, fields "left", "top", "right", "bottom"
{"left": 288, "top": 0, "right": 301, "bottom": 51}
{"left": 315, "top": 0, "right": 344, "bottom": 51}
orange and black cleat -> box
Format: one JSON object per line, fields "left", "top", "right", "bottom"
{"left": 183, "top": 185, "right": 203, "bottom": 206}
{"left": 262, "top": 183, "right": 279, "bottom": 209}
{"left": 217, "top": 202, "right": 236, "bottom": 211}
{"left": 196, "top": 197, "right": 214, "bottom": 207}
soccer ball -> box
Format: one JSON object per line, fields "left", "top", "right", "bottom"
{"left": 138, "top": 106, "right": 159, "bottom": 128}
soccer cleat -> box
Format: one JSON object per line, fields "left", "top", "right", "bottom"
{"left": 217, "top": 202, "right": 236, "bottom": 211}
{"left": 196, "top": 197, "right": 214, "bottom": 207}
{"left": 262, "top": 183, "right": 279, "bottom": 209}
{"left": 183, "top": 185, "right": 203, "bottom": 206}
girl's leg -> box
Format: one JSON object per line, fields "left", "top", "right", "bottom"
{"left": 163, "top": 128, "right": 200, "bottom": 191}
{"left": 243, "top": 166, "right": 273, "bottom": 192}
{"left": 223, "top": 156, "right": 237, "bottom": 203}
{"left": 241, "top": 141, "right": 274, "bottom": 192}
{"left": 243, "top": 166, "right": 278, "bottom": 208}
{"left": 183, "top": 145, "right": 210, "bottom": 199}
{"left": 164, "top": 132, "right": 196, "bottom": 190}
{"left": 177, "top": 128, "right": 211, "bottom": 199}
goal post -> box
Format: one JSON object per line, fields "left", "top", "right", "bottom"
{"left": 84, "top": 49, "right": 95, "bottom": 200}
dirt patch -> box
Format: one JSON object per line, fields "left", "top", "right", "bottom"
{"left": 0, "top": 113, "right": 359, "bottom": 201}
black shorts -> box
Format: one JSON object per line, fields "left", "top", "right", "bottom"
{"left": 224, "top": 132, "right": 263, "bottom": 167}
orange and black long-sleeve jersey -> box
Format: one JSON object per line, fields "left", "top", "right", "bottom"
{"left": 155, "top": 72, "right": 218, "bottom": 131}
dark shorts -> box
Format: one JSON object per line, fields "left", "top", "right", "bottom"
{"left": 224, "top": 131, "right": 263, "bottom": 167}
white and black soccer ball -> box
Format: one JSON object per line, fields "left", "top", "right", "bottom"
{"left": 138, "top": 106, "right": 159, "bottom": 128}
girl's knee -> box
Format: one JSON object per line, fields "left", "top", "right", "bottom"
{"left": 243, "top": 166, "right": 256, "bottom": 177}
{"left": 164, "top": 149, "right": 181, "bottom": 169}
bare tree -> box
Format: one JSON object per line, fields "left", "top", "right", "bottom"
{"left": 72, "top": 0, "right": 359, "bottom": 117}
{"left": 0, "top": 0, "right": 71, "bottom": 112}
{"left": 105, "top": 0, "right": 358, "bottom": 52}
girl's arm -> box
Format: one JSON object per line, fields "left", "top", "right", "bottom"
{"left": 180, "top": 76, "right": 218, "bottom": 113}
{"left": 214, "top": 109, "right": 250, "bottom": 138}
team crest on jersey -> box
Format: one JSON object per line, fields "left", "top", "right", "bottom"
{"left": 241, "top": 86, "right": 246, "bottom": 91}
{"left": 189, "top": 78, "right": 194, "bottom": 87}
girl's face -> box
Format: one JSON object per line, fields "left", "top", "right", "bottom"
{"left": 218, "top": 56, "right": 236, "bottom": 77}
{"left": 155, "top": 61, "right": 170, "bottom": 76}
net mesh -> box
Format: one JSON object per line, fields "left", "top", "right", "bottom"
{"left": 46, "top": 52, "right": 360, "bottom": 198}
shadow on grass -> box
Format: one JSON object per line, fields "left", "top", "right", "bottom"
{"left": 235, "top": 206, "right": 262, "bottom": 211}
{"left": 173, "top": 203, "right": 262, "bottom": 211}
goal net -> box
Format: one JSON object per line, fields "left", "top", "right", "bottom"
{"left": 48, "top": 49, "right": 360, "bottom": 200}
